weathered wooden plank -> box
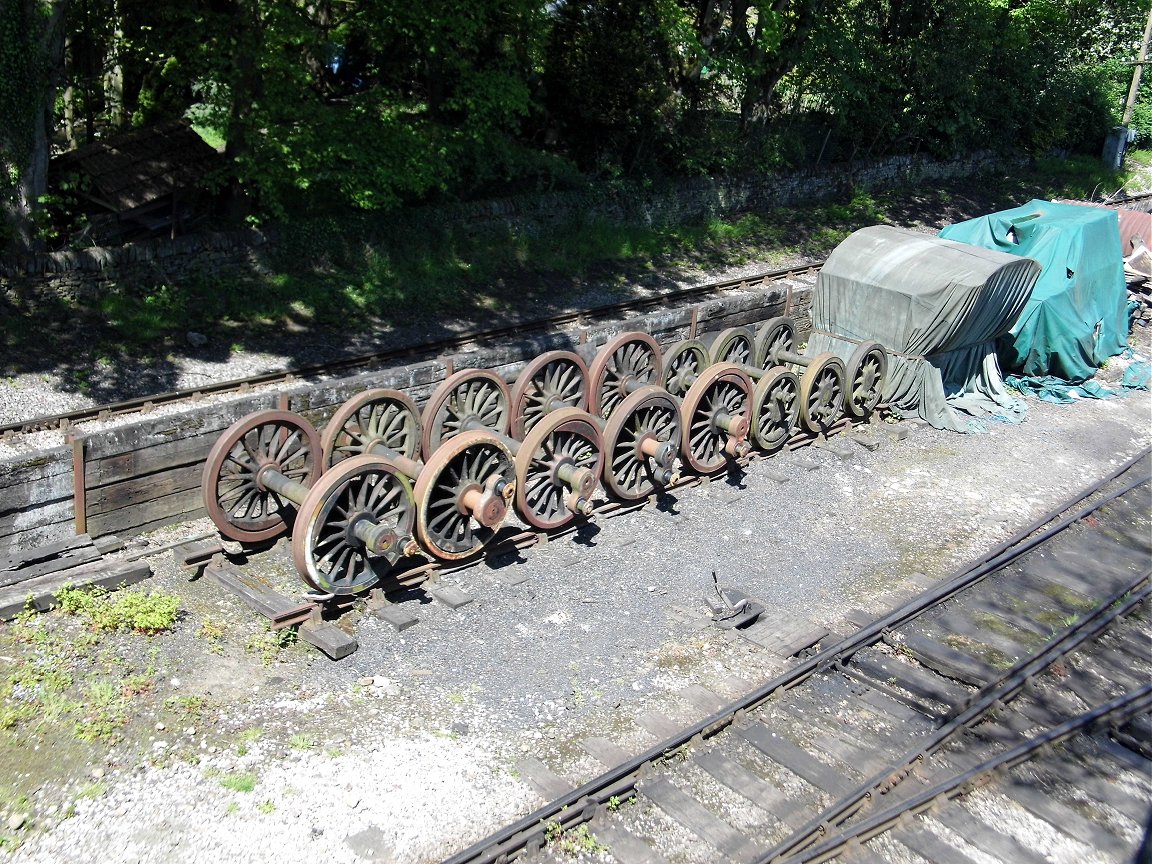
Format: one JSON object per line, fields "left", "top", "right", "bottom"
{"left": 206, "top": 561, "right": 313, "bottom": 625}
{"left": 693, "top": 747, "right": 808, "bottom": 827}
{"left": 0, "top": 533, "right": 93, "bottom": 571}
{"left": 85, "top": 485, "right": 203, "bottom": 537}
{"left": 85, "top": 462, "right": 201, "bottom": 515}
{"left": 286, "top": 360, "right": 448, "bottom": 415}
{"left": 85, "top": 433, "right": 212, "bottom": 490}
{"left": 0, "top": 558, "right": 153, "bottom": 620}
{"left": 0, "top": 537, "right": 102, "bottom": 587}
{"left": 0, "top": 498, "right": 74, "bottom": 540}
{"left": 591, "top": 823, "right": 671, "bottom": 864}
{"left": 81, "top": 393, "right": 279, "bottom": 460}
{"left": 0, "top": 448, "right": 74, "bottom": 510}
{"left": 641, "top": 776, "right": 754, "bottom": 861}
{"left": 738, "top": 722, "right": 856, "bottom": 796}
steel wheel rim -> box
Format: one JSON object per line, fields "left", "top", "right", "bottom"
{"left": 755, "top": 316, "right": 797, "bottom": 369}
{"left": 510, "top": 351, "right": 589, "bottom": 437}
{"left": 680, "top": 364, "right": 752, "bottom": 474}
{"left": 847, "top": 341, "right": 888, "bottom": 418}
{"left": 799, "top": 353, "right": 846, "bottom": 432}
{"left": 292, "top": 455, "right": 415, "bottom": 595}
{"left": 752, "top": 368, "right": 800, "bottom": 452}
{"left": 201, "top": 410, "right": 321, "bottom": 543}
{"left": 709, "top": 327, "right": 756, "bottom": 366}
{"left": 602, "top": 385, "right": 681, "bottom": 500}
{"left": 662, "top": 339, "right": 709, "bottom": 399}
{"left": 421, "top": 369, "right": 510, "bottom": 459}
{"left": 514, "top": 408, "right": 603, "bottom": 530}
{"left": 588, "top": 332, "right": 662, "bottom": 419}
{"left": 413, "top": 430, "right": 515, "bottom": 560}
{"left": 321, "top": 389, "right": 421, "bottom": 468}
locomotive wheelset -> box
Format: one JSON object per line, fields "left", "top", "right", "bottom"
{"left": 201, "top": 319, "right": 888, "bottom": 595}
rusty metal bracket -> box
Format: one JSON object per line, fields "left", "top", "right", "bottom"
{"left": 68, "top": 433, "right": 87, "bottom": 536}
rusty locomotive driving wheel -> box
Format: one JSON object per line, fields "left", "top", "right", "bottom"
{"left": 679, "top": 363, "right": 753, "bottom": 474}
{"left": 421, "top": 369, "right": 511, "bottom": 459}
{"left": 602, "top": 385, "right": 682, "bottom": 500}
{"left": 798, "top": 352, "right": 847, "bottom": 432}
{"left": 321, "top": 388, "right": 422, "bottom": 468}
{"left": 661, "top": 339, "right": 709, "bottom": 399}
{"left": 412, "top": 430, "right": 516, "bottom": 561}
{"left": 588, "top": 332, "right": 662, "bottom": 419}
{"left": 509, "top": 351, "right": 589, "bottom": 438}
{"left": 292, "top": 455, "right": 416, "bottom": 595}
{"left": 751, "top": 367, "right": 800, "bottom": 453}
{"left": 755, "top": 315, "right": 797, "bottom": 369}
{"left": 846, "top": 340, "right": 888, "bottom": 418}
{"left": 201, "top": 410, "right": 322, "bottom": 544}
{"left": 709, "top": 326, "right": 757, "bottom": 366}
{"left": 513, "top": 407, "right": 603, "bottom": 530}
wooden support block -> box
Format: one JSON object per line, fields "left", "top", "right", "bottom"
{"left": 298, "top": 620, "right": 358, "bottom": 660}
{"left": 0, "top": 558, "right": 153, "bottom": 620}
{"left": 812, "top": 437, "right": 854, "bottom": 458}
{"left": 429, "top": 584, "right": 473, "bottom": 609}
{"left": 849, "top": 432, "right": 882, "bottom": 451}
{"left": 370, "top": 600, "right": 419, "bottom": 631}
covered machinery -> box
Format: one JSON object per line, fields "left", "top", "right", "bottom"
{"left": 807, "top": 225, "right": 1041, "bottom": 432}
{"left": 939, "top": 200, "right": 1129, "bottom": 383}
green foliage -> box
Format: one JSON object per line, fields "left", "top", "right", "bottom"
{"left": 244, "top": 626, "right": 297, "bottom": 666}
{"left": 54, "top": 584, "right": 179, "bottom": 634}
{"left": 220, "top": 772, "right": 257, "bottom": 793}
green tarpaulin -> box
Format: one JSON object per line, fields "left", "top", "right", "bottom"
{"left": 808, "top": 225, "right": 1041, "bottom": 433}
{"left": 938, "top": 199, "right": 1129, "bottom": 383}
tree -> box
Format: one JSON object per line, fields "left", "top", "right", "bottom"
{"left": 1, "top": 0, "right": 67, "bottom": 253}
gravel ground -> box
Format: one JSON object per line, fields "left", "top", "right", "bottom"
{"left": 0, "top": 329, "right": 1148, "bottom": 863}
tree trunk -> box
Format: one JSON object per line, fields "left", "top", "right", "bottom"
{"left": 2, "top": 0, "right": 68, "bottom": 255}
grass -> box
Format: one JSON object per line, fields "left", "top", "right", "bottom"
{"left": 220, "top": 772, "right": 257, "bottom": 793}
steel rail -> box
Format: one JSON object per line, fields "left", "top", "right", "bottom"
{"left": 439, "top": 448, "right": 1151, "bottom": 864}
{"left": 0, "top": 262, "right": 822, "bottom": 437}
{"left": 780, "top": 684, "right": 1152, "bottom": 864}
{"left": 758, "top": 570, "right": 1152, "bottom": 863}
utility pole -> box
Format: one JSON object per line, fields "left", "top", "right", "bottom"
{"left": 1122, "top": 2, "right": 1152, "bottom": 126}
{"left": 1105, "top": 3, "right": 1152, "bottom": 170}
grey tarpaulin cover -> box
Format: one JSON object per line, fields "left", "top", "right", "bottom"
{"left": 807, "top": 225, "right": 1042, "bottom": 432}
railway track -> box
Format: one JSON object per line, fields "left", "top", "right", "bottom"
{"left": 443, "top": 448, "right": 1152, "bottom": 864}
{"left": 0, "top": 263, "right": 821, "bottom": 437}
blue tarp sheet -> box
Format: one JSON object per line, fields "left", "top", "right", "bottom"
{"left": 938, "top": 200, "right": 1128, "bottom": 383}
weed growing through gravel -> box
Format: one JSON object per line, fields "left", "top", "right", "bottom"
{"left": 288, "top": 733, "right": 316, "bottom": 750}
{"left": 244, "top": 626, "right": 297, "bottom": 665}
{"left": 220, "top": 772, "right": 257, "bottom": 793}
{"left": 235, "top": 727, "right": 263, "bottom": 756}
{"left": 55, "top": 584, "right": 179, "bottom": 634}
{"left": 544, "top": 821, "right": 607, "bottom": 855}
{"left": 256, "top": 800, "right": 276, "bottom": 814}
